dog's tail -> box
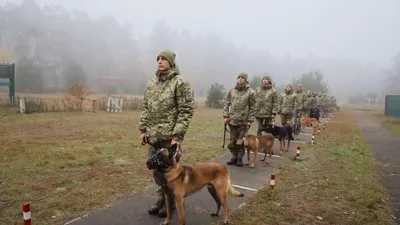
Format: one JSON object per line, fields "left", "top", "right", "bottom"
{"left": 226, "top": 176, "right": 245, "bottom": 197}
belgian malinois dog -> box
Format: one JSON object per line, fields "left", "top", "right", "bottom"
{"left": 243, "top": 133, "right": 276, "bottom": 167}
{"left": 146, "top": 143, "right": 245, "bottom": 225}
{"left": 300, "top": 115, "right": 319, "bottom": 135}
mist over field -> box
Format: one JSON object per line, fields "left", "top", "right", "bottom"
{"left": 1, "top": 0, "right": 400, "bottom": 104}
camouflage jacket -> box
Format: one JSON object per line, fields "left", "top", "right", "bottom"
{"left": 254, "top": 85, "right": 279, "bottom": 118}
{"left": 316, "top": 96, "right": 323, "bottom": 106}
{"left": 223, "top": 83, "right": 256, "bottom": 126}
{"left": 310, "top": 96, "right": 317, "bottom": 108}
{"left": 294, "top": 91, "right": 307, "bottom": 111}
{"left": 322, "top": 97, "right": 329, "bottom": 106}
{"left": 304, "top": 95, "right": 313, "bottom": 109}
{"left": 278, "top": 90, "right": 296, "bottom": 115}
{"left": 138, "top": 67, "right": 195, "bottom": 144}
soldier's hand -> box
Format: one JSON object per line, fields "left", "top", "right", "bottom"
{"left": 171, "top": 139, "right": 180, "bottom": 147}
{"left": 247, "top": 122, "right": 252, "bottom": 127}
{"left": 223, "top": 118, "right": 230, "bottom": 124}
{"left": 140, "top": 133, "right": 147, "bottom": 145}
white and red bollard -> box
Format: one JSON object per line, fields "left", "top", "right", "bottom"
{"left": 270, "top": 173, "right": 276, "bottom": 190}
{"left": 23, "top": 202, "right": 31, "bottom": 225}
{"left": 296, "top": 146, "right": 301, "bottom": 159}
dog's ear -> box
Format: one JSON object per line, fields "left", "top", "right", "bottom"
{"left": 170, "top": 143, "right": 178, "bottom": 150}
{"left": 168, "top": 143, "right": 178, "bottom": 155}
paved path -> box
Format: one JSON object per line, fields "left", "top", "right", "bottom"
{"left": 355, "top": 111, "right": 400, "bottom": 225}
{"left": 66, "top": 118, "right": 329, "bottom": 225}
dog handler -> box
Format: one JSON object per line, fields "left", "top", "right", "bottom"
{"left": 278, "top": 84, "right": 296, "bottom": 126}
{"left": 138, "top": 49, "right": 195, "bottom": 217}
{"left": 223, "top": 72, "right": 256, "bottom": 167}
{"left": 254, "top": 74, "right": 279, "bottom": 136}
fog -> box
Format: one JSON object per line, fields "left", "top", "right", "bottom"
{"left": 1, "top": 0, "right": 400, "bottom": 104}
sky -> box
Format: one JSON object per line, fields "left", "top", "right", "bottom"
{"left": 2, "top": 0, "right": 400, "bottom": 64}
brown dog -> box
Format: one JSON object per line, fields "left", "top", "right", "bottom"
{"left": 146, "top": 143, "right": 244, "bottom": 225}
{"left": 300, "top": 116, "right": 319, "bottom": 135}
{"left": 243, "top": 133, "right": 276, "bottom": 167}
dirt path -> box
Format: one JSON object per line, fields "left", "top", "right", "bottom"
{"left": 355, "top": 110, "right": 400, "bottom": 224}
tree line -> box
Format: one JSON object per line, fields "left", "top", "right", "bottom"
{"left": 0, "top": 0, "right": 399, "bottom": 100}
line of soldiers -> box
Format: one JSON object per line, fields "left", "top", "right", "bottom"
{"left": 222, "top": 73, "right": 338, "bottom": 167}
{"left": 139, "top": 48, "right": 338, "bottom": 218}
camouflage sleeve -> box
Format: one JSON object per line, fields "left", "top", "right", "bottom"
{"left": 272, "top": 90, "right": 279, "bottom": 115}
{"left": 248, "top": 90, "right": 256, "bottom": 122}
{"left": 294, "top": 95, "right": 300, "bottom": 110}
{"left": 302, "top": 94, "right": 307, "bottom": 108}
{"left": 292, "top": 97, "right": 297, "bottom": 115}
{"left": 253, "top": 88, "right": 259, "bottom": 113}
{"left": 222, "top": 90, "right": 232, "bottom": 118}
{"left": 138, "top": 88, "right": 149, "bottom": 133}
{"left": 277, "top": 94, "right": 282, "bottom": 114}
{"left": 172, "top": 80, "right": 195, "bottom": 142}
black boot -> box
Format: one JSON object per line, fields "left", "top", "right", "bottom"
{"left": 227, "top": 144, "right": 237, "bottom": 165}
{"left": 148, "top": 188, "right": 165, "bottom": 215}
{"left": 226, "top": 157, "right": 237, "bottom": 165}
{"left": 236, "top": 147, "right": 244, "bottom": 167}
{"left": 158, "top": 198, "right": 175, "bottom": 217}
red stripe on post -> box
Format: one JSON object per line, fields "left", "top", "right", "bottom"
{"left": 23, "top": 202, "right": 31, "bottom": 225}
{"left": 270, "top": 173, "right": 276, "bottom": 190}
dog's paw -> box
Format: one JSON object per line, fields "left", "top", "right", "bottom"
{"left": 210, "top": 212, "right": 219, "bottom": 217}
{"left": 249, "top": 164, "right": 254, "bottom": 168}
{"left": 160, "top": 221, "right": 169, "bottom": 225}
{"left": 260, "top": 158, "right": 265, "bottom": 161}
{"left": 223, "top": 221, "right": 229, "bottom": 225}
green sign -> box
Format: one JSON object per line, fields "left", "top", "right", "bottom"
{"left": 0, "top": 63, "right": 16, "bottom": 106}
{"left": 385, "top": 95, "right": 400, "bottom": 117}
{"left": 0, "top": 64, "right": 12, "bottom": 79}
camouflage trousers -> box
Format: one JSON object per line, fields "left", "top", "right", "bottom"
{"left": 256, "top": 117, "right": 273, "bottom": 136}
{"left": 280, "top": 113, "right": 294, "bottom": 125}
{"left": 227, "top": 124, "right": 247, "bottom": 161}
{"left": 147, "top": 140, "right": 176, "bottom": 203}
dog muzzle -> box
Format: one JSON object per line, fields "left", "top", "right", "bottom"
{"left": 146, "top": 147, "right": 181, "bottom": 170}
{"left": 146, "top": 150, "right": 167, "bottom": 170}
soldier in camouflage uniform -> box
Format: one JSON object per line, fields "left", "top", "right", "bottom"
{"left": 278, "top": 84, "right": 296, "bottom": 125}
{"left": 322, "top": 93, "right": 329, "bottom": 117}
{"left": 304, "top": 90, "right": 313, "bottom": 117}
{"left": 138, "top": 49, "right": 195, "bottom": 217}
{"left": 310, "top": 92, "right": 319, "bottom": 120}
{"left": 294, "top": 84, "right": 307, "bottom": 116}
{"left": 254, "top": 75, "right": 279, "bottom": 136}
{"left": 315, "top": 92, "right": 323, "bottom": 121}
{"left": 223, "top": 72, "right": 256, "bottom": 167}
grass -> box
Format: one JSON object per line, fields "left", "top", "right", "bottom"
{"left": 227, "top": 109, "right": 393, "bottom": 225}
{"left": 343, "top": 103, "right": 400, "bottom": 138}
{"left": 0, "top": 107, "right": 224, "bottom": 225}
{"left": 344, "top": 103, "right": 384, "bottom": 113}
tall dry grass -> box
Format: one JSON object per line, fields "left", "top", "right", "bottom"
{"left": 12, "top": 87, "right": 206, "bottom": 114}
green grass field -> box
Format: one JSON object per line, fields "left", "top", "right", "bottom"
{"left": 0, "top": 105, "right": 394, "bottom": 225}
{"left": 226, "top": 109, "right": 393, "bottom": 225}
